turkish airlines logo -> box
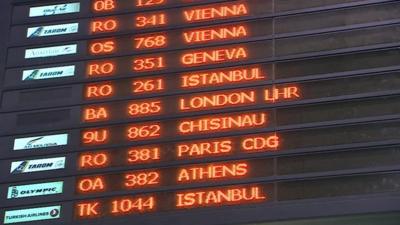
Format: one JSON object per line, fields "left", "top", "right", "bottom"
{"left": 4, "top": 205, "right": 61, "bottom": 224}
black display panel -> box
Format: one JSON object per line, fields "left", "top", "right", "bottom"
{"left": 2, "top": 70, "right": 399, "bottom": 112}
{"left": 1, "top": 1, "right": 400, "bottom": 225}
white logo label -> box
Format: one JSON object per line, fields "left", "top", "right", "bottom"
{"left": 27, "top": 23, "right": 79, "bottom": 38}
{"left": 29, "top": 3, "right": 80, "bottom": 17}
{"left": 25, "top": 44, "right": 77, "bottom": 59}
{"left": 10, "top": 157, "right": 66, "bottom": 174}
{"left": 22, "top": 66, "right": 75, "bottom": 81}
{"left": 13, "top": 133, "right": 68, "bottom": 150}
{"left": 4, "top": 205, "right": 61, "bottom": 224}
{"left": 7, "top": 181, "right": 63, "bottom": 199}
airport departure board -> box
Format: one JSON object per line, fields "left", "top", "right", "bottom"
{"left": 1, "top": 0, "right": 400, "bottom": 225}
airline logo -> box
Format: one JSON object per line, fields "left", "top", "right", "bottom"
{"left": 25, "top": 44, "right": 77, "bottom": 59}
{"left": 29, "top": 3, "right": 80, "bottom": 17}
{"left": 10, "top": 157, "right": 66, "bottom": 174}
{"left": 13, "top": 133, "right": 68, "bottom": 150}
{"left": 27, "top": 23, "right": 79, "bottom": 38}
{"left": 22, "top": 66, "right": 75, "bottom": 81}
{"left": 3, "top": 205, "right": 61, "bottom": 224}
{"left": 7, "top": 181, "right": 64, "bottom": 199}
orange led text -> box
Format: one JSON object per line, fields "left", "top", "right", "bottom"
{"left": 179, "top": 90, "right": 255, "bottom": 111}
{"left": 134, "top": 34, "right": 167, "bottom": 49}
{"left": 128, "top": 100, "right": 162, "bottom": 117}
{"left": 111, "top": 196, "right": 155, "bottom": 215}
{"left": 83, "top": 106, "right": 109, "bottom": 122}
{"left": 181, "top": 66, "right": 265, "bottom": 88}
{"left": 176, "top": 186, "right": 266, "bottom": 208}
{"left": 76, "top": 201, "right": 101, "bottom": 218}
{"left": 124, "top": 171, "right": 160, "bottom": 188}
{"left": 183, "top": 25, "right": 248, "bottom": 44}
{"left": 181, "top": 47, "right": 247, "bottom": 66}
{"left": 92, "top": 0, "right": 116, "bottom": 12}
{"left": 136, "top": 0, "right": 165, "bottom": 7}
{"left": 135, "top": 13, "right": 166, "bottom": 28}
{"left": 242, "top": 135, "right": 280, "bottom": 151}
{"left": 79, "top": 151, "right": 110, "bottom": 169}
{"left": 87, "top": 61, "right": 116, "bottom": 77}
{"left": 178, "top": 112, "right": 267, "bottom": 134}
{"left": 177, "top": 162, "right": 248, "bottom": 182}
{"left": 89, "top": 39, "right": 116, "bottom": 55}
{"left": 177, "top": 139, "right": 232, "bottom": 158}
{"left": 133, "top": 56, "right": 165, "bottom": 71}
{"left": 265, "top": 86, "right": 301, "bottom": 102}
{"left": 132, "top": 78, "right": 164, "bottom": 93}
{"left": 82, "top": 129, "right": 110, "bottom": 145}
{"left": 127, "top": 146, "right": 160, "bottom": 164}
{"left": 85, "top": 83, "right": 114, "bottom": 99}
{"left": 77, "top": 176, "right": 106, "bottom": 193}
{"left": 91, "top": 18, "right": 118, "bottom": 33}
{"left": 127, "top": 123, "right": 161, "bottom": 140}
{"left": 183, "top": 3, "right": 248, "bottom": 22}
